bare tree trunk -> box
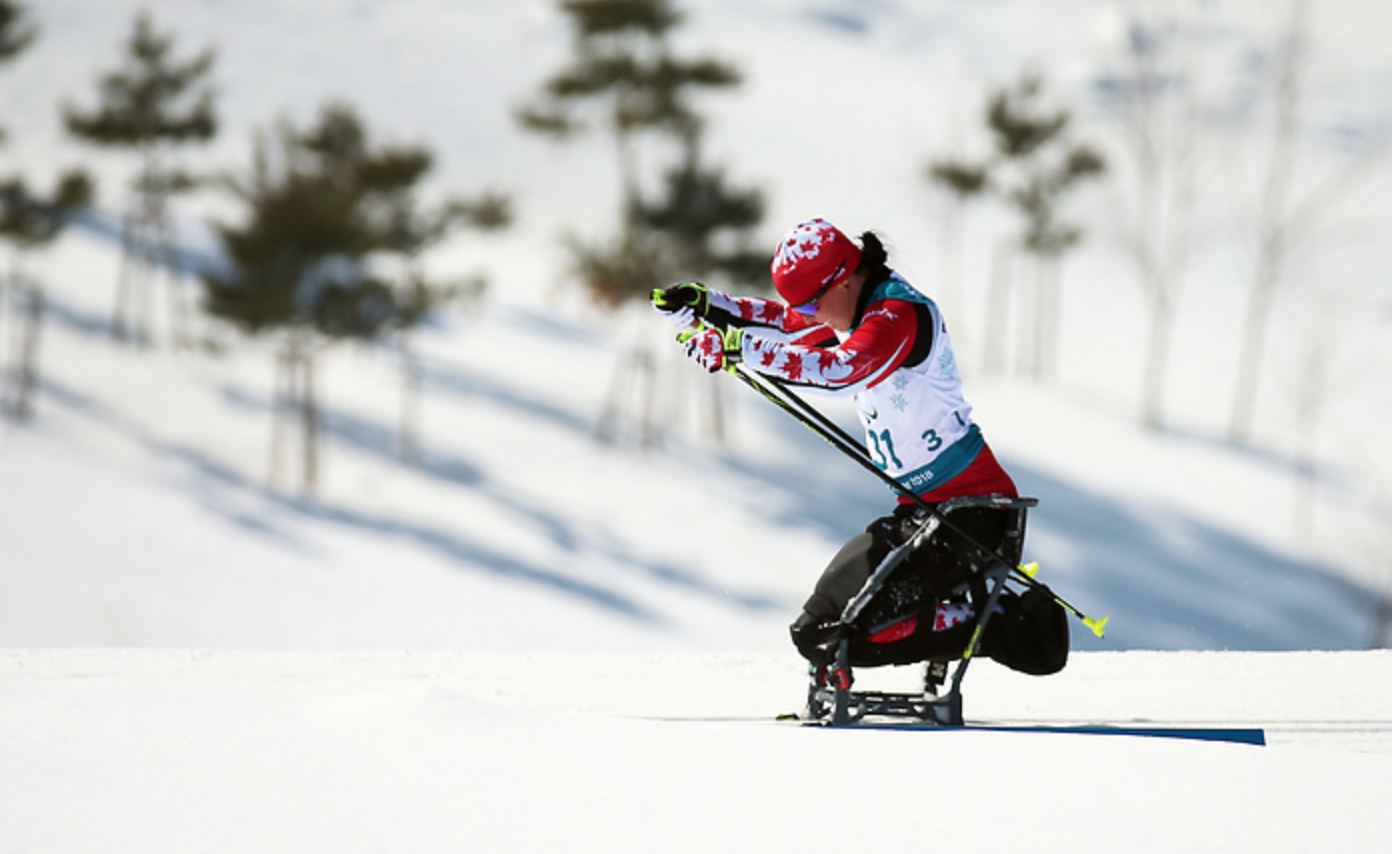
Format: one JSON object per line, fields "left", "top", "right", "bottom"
{"left": 1035, "top": 258, "right": 1062, "bottom": 383}
{"left": 1103, "top": 5, "right": 1207, "bottom": 432}
{"left": 703, "top": 372, "right": 728, "bottom": 445}
{"left": 299, "top": 343, "right": 319, "bottom": 491}
{"left": 1227, "top": 0, "right": 1306, "bottom": 444}
{"left": 983, "top": 239, "right": 1016, "bottom": 376}
{"left": 0, "top": 257, "right": 11, "bottom": 408}
{"left": 614, "top": 125, "right": 641, "bottom": 228}
{"left": 1015, "top": 257, "right": 1039, "bottom": 379}
{"left": 597, "top": 352, "right": 630, "bottom": 445}
{"left": 1291, "top": 376, "right": 1322, "bottom": 536}
{"left": 598, "top": 313, "right": 670, "bottom": 449}
{"left": 1141, "top": 286, "right": 1175, "bottom": 431}
{"left": 157, "top": 210, "right": 191, "bottom": 352}
{"left": 399, "top": 331, "right": 423, "bottom": 465}
{"left": 936, "top": 202, "right": 967, "bottom": 350}
{"left": 113, "top": 210, "right": 139, "bottom": 345}
{"left": 2, "top": 249, "right": 42, "bottom": 422}
{"left": 634, "top": 346, "right": 658, "bottom": 448}
{"left": 137, "top": 224, "right": 157, "bottom": 348}
{"left": 268, "top": 344, "right": 292, "bottom": 488}
{"left": 8, "top": 274, "right": 43, "bottom": 421}
{"left": 1288, "top": 295, "right": 1355, "bottom": 536}
{"left": 1372, "top": 587, "right": 1392, "bottom": 650}
{"left": 598, "top": 345, "right": 661, "bottom": 448}
{"left": 113, "top": 147, "right": 188, "bottom": 352}
{"left": 1360, "top": 485, "right": 1392, "bottom": 648}
{"left": 270, "top": 329, "right": 319, "bottom": 492}
{"left": 1228, "top": 234, "right": 1286, "bottom": 443}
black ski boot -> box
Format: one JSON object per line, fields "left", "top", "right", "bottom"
{"left": 924, "top": 660, "right": 949, "bottom": 696}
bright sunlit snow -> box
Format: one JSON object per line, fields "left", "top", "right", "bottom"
{"left": 2, "top": 1, "right": 1390, "bottom": 852}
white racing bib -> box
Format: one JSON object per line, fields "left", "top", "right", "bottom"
{"left": 851, "top": 279, "right": 978, "bottom": 495}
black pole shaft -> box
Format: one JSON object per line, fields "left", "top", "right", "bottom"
{"left": 730, "top": 364, "right": 1100, "bottom": 627}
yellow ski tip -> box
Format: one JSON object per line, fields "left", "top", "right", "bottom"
{"left": 1084, "top": 615, "right": 1109, "bottom": 638}
{"left": 1018, "top": 561, "right": 1040, "bottom": 579}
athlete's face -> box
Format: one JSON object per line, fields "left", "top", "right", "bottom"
{"left": 810, "top": 272, "right": 865, "bottom": 332}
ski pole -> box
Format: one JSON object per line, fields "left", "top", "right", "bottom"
{"left": 739, "top": 365, "right": 1108, "bottom": 636}
{"left": 729, "top": 362, "right": 1108, "bottom": 638}
{"left": 670, "top": 316, "right": 1107, "bottom": 635}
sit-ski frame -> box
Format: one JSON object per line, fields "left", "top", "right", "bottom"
{"left": 805, "top": 495, "right": 1038, "bottom": 727}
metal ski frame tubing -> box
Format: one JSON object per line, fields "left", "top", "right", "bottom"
{"left": 823, "top": 494, "right": 1029, "bottom": 726}
{"left": 728, "top": 363, "right": 1104, "bottom": 636}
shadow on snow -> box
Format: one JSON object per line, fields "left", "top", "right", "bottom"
{"left": 689, "top": 387, "right": 1376, "bottom": 651}
{"left": 33, "top": 277, "right": 1376, "bottom": 649}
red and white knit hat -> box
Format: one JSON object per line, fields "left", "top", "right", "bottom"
{"left": 770, "top": 219, "right": 862, "bottom": 306}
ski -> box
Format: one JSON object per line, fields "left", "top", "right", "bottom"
{"left": 803, "top": 720, "right": 1267, "bottom": 745}
{"left": 663, "top": 715, "right": 1268, "bottom": 745}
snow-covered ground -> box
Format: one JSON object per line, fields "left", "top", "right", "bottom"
{"left": 2, "top": 649, "right": 1389, "bottom": 853}
{"left": 3, "top": 1, "right": 1392, "bottom": 851}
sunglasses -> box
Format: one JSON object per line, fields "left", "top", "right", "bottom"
{"left": 791, "top": 260, "right": 848, "bottom": 316}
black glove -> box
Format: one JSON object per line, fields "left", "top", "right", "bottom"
{"left": 650, "top": 282, "right": 710, "bottom": 329}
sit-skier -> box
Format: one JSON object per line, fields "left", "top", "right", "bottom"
{"left": 652, "top": 219, "right": 1033, "bottom": 679}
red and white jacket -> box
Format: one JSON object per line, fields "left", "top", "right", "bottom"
{"left": 710, "top": 274, "right": 1016, "bottom": 503}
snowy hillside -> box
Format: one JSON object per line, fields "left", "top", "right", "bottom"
{"left": 4, "top": 0, "right": 1388, "bottom": 653}
{"left": 0, "top": 227, "right": 1377, "bottom": 652}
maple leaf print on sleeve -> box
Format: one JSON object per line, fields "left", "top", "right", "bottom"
{"left": 739, "top": 299, "right": 921, "bottom": 394}
{"left": 709, "top": 292, "right": 830, "bottom": 340}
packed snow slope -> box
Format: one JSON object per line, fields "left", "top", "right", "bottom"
{"left": 2, "top": 649, "right": 1390, "bottom": 853}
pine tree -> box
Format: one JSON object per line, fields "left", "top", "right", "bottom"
{"left": 925, "top": 158, "right": 990, "bottom": 347}
{"left": 942, "top": 70, "right": 1104, "bottom": 380}
{"left": 375, "top": 173, "right": 513, "bottom": 464}
{"left": 519, "top": 0, "right": 758, "bottom": 448}
{"left": 0, "top": 173, "right": 95, "bottom": 420}
{"left": 0, "top": 2, "right": 95, "bottom": 421}
{"left": 631, "top": 133, "right": 765, "bottom": 288}
{"left": 516, "top": 0, "right": 742, "bottom": 307}
{"left": 599, "top": 131, "right": 764, "bottom": 444}
{"left": 205, "top": 103, "right": 504, "bottom": 488}
{"left": 0, "top": 0, "right": 35, "bottom": 147}
{"left": 64, "top": 10, "right": 216, "bottom": 349}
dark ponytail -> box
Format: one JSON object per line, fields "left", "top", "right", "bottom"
{"left": 856, "top": 231, "right": 891, "bottom": 284}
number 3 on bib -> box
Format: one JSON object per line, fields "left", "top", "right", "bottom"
{"left": 921, "top": 428, "right": 943, "bottom": 453}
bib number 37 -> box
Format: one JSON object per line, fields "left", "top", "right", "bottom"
{"left": 868, "top": 426, "right": 949, "bottom": 471}
{"left": 867, "top": 429, "right": 901, "bottom": 471}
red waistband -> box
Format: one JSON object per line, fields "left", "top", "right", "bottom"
{"left": 901, "top": 440, "right": 1018, "bottom": 504}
